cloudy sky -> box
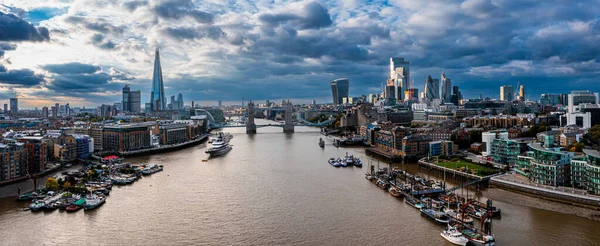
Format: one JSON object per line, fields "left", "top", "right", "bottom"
{"left": 0, "top": 0, "right": 599, "bottom": 108}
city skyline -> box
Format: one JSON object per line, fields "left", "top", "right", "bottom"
{"left": 1, "top": 1, "right": 600, "bottom": 108}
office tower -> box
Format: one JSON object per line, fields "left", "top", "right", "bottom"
{"left": 441, "top": 73, "right": 452, "bottom": 102}
{"left": 55, "top": 103, "right": 59, "bottom": 116}
{"left": 3, "top": 104, "right": 6, "bottom": 114}
{"left": 452, "top": 86, "right": 462, "bottom": 105}
{"left": 390, "top": 58, "right": 409, "bottom": 100}
{"left": 122, "top": 85, "right": 130, "bottom": 112}
{"left": 170, "top": 95, "right": 176, "bottom": 109}
{"left": 540, "top": 94, "right": 562, "bottom": 106}
{"left": 42, "top": 107, "right": 49, "bottom": 119}
{"left": 566, "top": 90, "right": 599, "bottom": 128}
{"left": 9, "top": 98, "right": 17, "bottom": 115}
{"left": 424, "top": 75, "right": 436, "bottom": 100}
{"left": 500, "top": 85, "right": 514, "bottom": 101}
{"left": 218, "top": 100, "right": 222, "bottom": 108}
{"left": 331, "top": 78, "right": 349, "bottom": 105}
{"left": 519, "top": 85, "right": 525, "bottom": 101}
{"left": 130, "top": 90, "right": 141, "bottom": 113}
{"left": 404, "top": 88, "right": 418, "bottom": 101}
{"left": 145, "top": 103, "right": 152, "bottom": 113}
{"left": 177, "top": 93, "right": 184, "bottom": 109}
{"left": 432, "top": 79, "right": 440, "bottom": 99}
{"left": 385, "top": 79, "right": 396, "bottom": 99}
{"left": 52, "top": 106, "right": 57, "bottom": 118}
{"left": 150, "top": 48, "right": 166, "bottom": 111}
{"left": 65, "top": 103, "right": 70, "bottom": 116}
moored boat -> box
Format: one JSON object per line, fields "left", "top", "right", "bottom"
{"left": 441, "top": 226, "right": 469, "bottom": 246}
{"left": 141, "top": 164, "right": 164, "bottom": 176}
{"left": 420, "top": 208, "right": 451, "bottom": 224}
{"left": 388, "top": 186, "right": 402, "bottom": 197}
{"left": 444, "top": 208, "right": 474, "bottom": 224}
{"left": 83, "top": 194, "right": 106, "bottom": 210}
{"left": 460, "top": 227, "right": 495, "bottom": 246}
{"left": 404, "top": 196, "right": 424, "bottom": 209}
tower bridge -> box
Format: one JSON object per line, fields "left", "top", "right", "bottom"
{"left": 212, "top": 101, "right": 331, "bottom": 133}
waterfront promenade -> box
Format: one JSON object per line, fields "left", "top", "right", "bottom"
{"left": 491, "top": 173, "right": 600, "bottom": 209}
{"left": 121, "top": 134, "right": 208, "bottom": 156}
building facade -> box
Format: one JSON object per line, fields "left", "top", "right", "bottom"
{"left": 331, "top": 78, "right": 350, "bottom": 106}
{"left": 517, "top": 143, "right": 573, "bottom": 186}
{"left": 570, "top": 149, "right": 600, "bottom": 195}
{"left": 429, "top": 140, "right": 458, "bottom": 157}
{"left": 150, "top": 48, "right": 166, "bottom": 111}
{"left": 103, "top": 125, "right": 151, "bottom": 152}
{"left": 490, "top": 139, "right": 527, "bottom": 166}
{"left": 9, "top": 98, "right": 18, "bottom": 115}
{"left": 500, "top": 85, "right": 514, "bottom": 101}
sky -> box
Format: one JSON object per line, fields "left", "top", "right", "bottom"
{"left": 0, "top": 0, "right": 599, "bottom": 108}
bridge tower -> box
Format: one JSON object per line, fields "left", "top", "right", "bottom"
{"left": 283, "top": 100, "right": 294, "bottom": 133}
{"left": 246, "top": 101, "right": 256, "bottom": 134}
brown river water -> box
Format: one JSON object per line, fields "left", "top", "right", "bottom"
{"left": 1, "top": 121, "right": 599, "bottom": 245}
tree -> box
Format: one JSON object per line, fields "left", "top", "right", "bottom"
{"left": 582, "top": 124, "right": 600, "bottom": 148}
{"left": 63, "top": 181, "right": 71, "bottom": 191}
{"left": 45, "top": 178, "right": 59, "bottom": 191}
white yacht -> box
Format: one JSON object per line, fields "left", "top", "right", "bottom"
{"left": 441, "top": 226, "right": 469, "bottom": 246}
{"left": 205, "top": 132, "right": 232, "bottom": 157}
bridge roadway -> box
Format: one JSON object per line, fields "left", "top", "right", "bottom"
{"left": 218, "top": 123, "right": 323, "bottom": 128}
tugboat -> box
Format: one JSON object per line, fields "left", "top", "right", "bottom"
{"left": 84, "top": 194, "right": 106, "bottom": 210}
{"left": 205, "top": 132, "right": 233, "bottom": 157}
{"left": 441, "top": 225, "right": 469, "bottom": 245}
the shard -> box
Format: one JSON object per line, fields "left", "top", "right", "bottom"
{"left": 150, "top": 48, "right": 166, "bottom": 111}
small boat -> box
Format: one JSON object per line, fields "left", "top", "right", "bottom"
{"left": 353, "top": 158, "right": 362, "bottom": 167}
{"left": 441, "top": 226, "right": 469, "bottom": 246}
{"left": 66, "top": 205, "right": 82, "bottom": 212}
{"left": 319, "top": 138, "right": 325, "bottom": 148}
{"left": 468, "top": 198, "right": 501, "bottom": 217}
{"left": 444, "top": 208, "right": 474, "bottom": 224}
{"left": 376, "top": 179, "right": 389, "bottom": 189}
{"left": 460, "top": 227, "right": 495, "bottom": 246}
{"left": 405, "top": 196, "right": 424, "bottom": 209}
{"left": 84, "top": 194, "right": 106, "bottom": 210}
{"left": 388, "top": 186, "right": 402, "bottom": 197}
{"left": 141, "top": 164, "right": 163, "bottom": 176}
{"left": 420, "top": 208, "right": 451, "bottom": 224}
{"left": 17, "top": 190, "right": 45, "bottom": 201}
{"left": 29, "top": 201, "right": 45, "bottom": 212}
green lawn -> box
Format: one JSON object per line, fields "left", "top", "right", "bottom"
{"left": 436, "top": 160, "right": 500, "bottom": 176}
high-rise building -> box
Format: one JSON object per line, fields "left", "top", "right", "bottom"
{"left": 150, "top": 48, "right": 166, "bottom": 111}
{"left": 170, "top": 95, "right": 176, "bottom": 109}
{"left": 566, "top": 90, "right": 599, "bottom": 128}
{"left": 432, "top": 79, "right": 440, "bottom": 99}
{"left": 519, "top": 85, "right": 525, "bottom": 101}
{"left": 42, "top": 107, "right": 49, "bottom": 118}
{"left": 9, "top": 98, "right": 18, "bottom": 115}
{"left": 177, "top": 93, "right": 184, "bottom": 109}
{"left": 385, "top": 79, "right": 396, "bottom": 100}
{"left": 390, "top": 58, "right": 409, "bottom": 100}
{"left": 424, "top": 75, "right": 436, "bottom": 101}
{"left": 122, "top": 85, "right": 130, "bottom": 112}
{"left": 51, "top": 106, "right": 57, "bottom": 118}
{"left": 218, "top": 100, "right": 222, "bottom": 108}
{"left": 404, "top": 88, "right": 418, "bottom": 101}
{"left": 500, "top": 85, "right": 514, "bottom": 101}
{"left": 540, "top": 94, "right": 562, "bottom": 106}
{"left": 441, "top": 73, "right": 452, "bottom": 102}
{"left": 3, "top": 104, "right": 6, "bottom": 114}
{"left": 130, "top": 90, "right": 141, "bottom": 113}
{"left": 65, "top": 103, "right": 70, "bottom": 116}
{"left": 331, "top": 78, "right": 349, "bottom": 105}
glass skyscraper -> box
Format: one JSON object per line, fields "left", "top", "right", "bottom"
{"left": 331, "top": 78, "right": 349, "bottom": 105}
{"left": 151, "top": 48, "right": 166, "bottom": 111}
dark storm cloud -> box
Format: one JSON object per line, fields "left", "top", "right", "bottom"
{"left": 258, "top": 1, "right": 332, "bottom": 30}
{"left": 153, "top": 0, "right": 214, "bottom": 24}
{"left": 161, "top": 26, "right": 225, "bottom": 41}
{"left": 42, "top": 62, "right": 102, "bottom": 74}
{"left": 47, "top": 73, "right": 116, "bottom": 92}
{"left": 90, "top": 33, "right": 116, "bottom": 50}
{"left": 0, "top": 64, "right": 45, "bottom": 86}
{"left": 0, "top": 12, "right": 50, "bottom": 42}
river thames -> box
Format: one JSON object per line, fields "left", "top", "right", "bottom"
{"left": 1, "top": 122, "right": 600, "bottom": 245}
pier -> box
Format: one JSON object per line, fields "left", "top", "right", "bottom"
{"left": 120, "top": 134, "right": 209, "bottom": 157}
{"left": 365, "top": 147, "right": 403, "bottom": 162}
